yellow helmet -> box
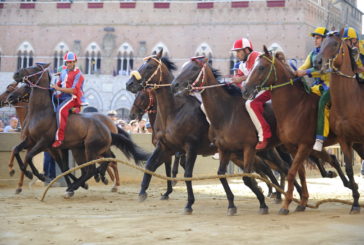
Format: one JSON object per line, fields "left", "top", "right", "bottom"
{"left": 311, "top": 27, "right": 328, "bottom": 37}
{"left": 343, "top": 27, "right": 359, "bottom": 40}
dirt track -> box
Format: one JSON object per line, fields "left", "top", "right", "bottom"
{"left": 1, "top": 175, "right": 364, "bottom": 245}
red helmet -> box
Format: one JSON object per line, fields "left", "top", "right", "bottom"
{"left": 231, "top": 38, "right": 253, "bottom": 51}
{"left": 64, "top": 52, "right": 77, "bottom": 62}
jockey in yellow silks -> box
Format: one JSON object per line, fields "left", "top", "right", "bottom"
{"left": 343, "top": 27, "right": 364, "bottom": 81}
{"left": 295, "top": 27, "right": 329, "bottom": 151}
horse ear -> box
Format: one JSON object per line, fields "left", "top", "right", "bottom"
{"left": 275, "top": 51, "right": 286, "bottom": 63}
{"left": 156, "top": 49, "right": 163, "bottom": 59}
{"left": 263, "top": 45, "right": 270, "bottom": 57}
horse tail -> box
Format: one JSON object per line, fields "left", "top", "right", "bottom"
{"left": 111, "top": 133, "right": 150, "bottom": 165}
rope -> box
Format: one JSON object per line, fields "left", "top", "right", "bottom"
{"left": 40, "top": 158, "right": 364, "bottom": 209}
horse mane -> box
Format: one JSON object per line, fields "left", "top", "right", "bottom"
{"left": 347, "top": 45, "right": 358, "bottom": 72}
{"left": 161, "top": 57, "right": 177, "bottom": 71}
{"left": 207, "top": 64, "right": 242, "bottom": 96}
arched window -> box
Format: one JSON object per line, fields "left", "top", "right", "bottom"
{"left": 17, "top": 41, "right": 34, "bottom": 70}
{"left": 85, "top": 42, "right": 101, "bottom": 75}
{"left": 117, "top": 42, "right": 134, "bottom": 76}
{"left": 151, "top": 42, "right": 169, "bottom": 57}
{"left": 195, "top": 42, "right": 213, "bottom": 66}
{"left": 53, "top": 42, "right": 69, "bottom": 72}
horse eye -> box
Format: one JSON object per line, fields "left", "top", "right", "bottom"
{"left": 259, "top": 66, "right": 265, "bottom": 71}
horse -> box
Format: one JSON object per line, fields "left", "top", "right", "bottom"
{"left": 4, "top": 83, "right": 126, "bottom": 193}
{"left": 242, "top": 45, "right": 364, "bottom": 214}
{"left": 314, "top": 29, "right": 364, "bottom": 213}
{"left": 11, "top": 63, "right": 149, "bottom": 197}
{"left": 171, "top": 57, "right": 311, "bottom": 214}
{"left": 126, "top": 50, "right": 288, "bottom": 215}
{"left": 129, "top": 88, "right": 186, "bottom": 195}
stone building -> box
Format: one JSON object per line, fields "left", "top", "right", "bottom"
{"left": 0, "top": 0, "right": 362, "bottom": 119}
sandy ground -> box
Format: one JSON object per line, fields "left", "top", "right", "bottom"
{"left": 1, "top": 174, "right": 364, "bottom": 245}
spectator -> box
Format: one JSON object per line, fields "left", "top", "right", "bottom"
{"left": 0, "top": 119, "right": 4, "bottom": 132}
{"left": 3, "top": 117, "right": 20, "bottom": 133}
{"left": 138, "top": 119, "right": 147, "bottom": 133}
{"left": 146, "top": 122, "right": 152, "bottom": 134}
{"left": 43, "top": 152, "right": 56, "bottom": 184}
{"left": 129, "top": 120, "right": 139, "bottom": 133}
{"left": 107, "top": 110, "right": 119, "bottom": 124}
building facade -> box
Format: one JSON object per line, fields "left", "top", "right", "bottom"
{"left": 0, "top": 0, "right": 362, "bottom": 118}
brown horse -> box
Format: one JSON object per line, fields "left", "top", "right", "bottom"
{"left": 130, "top": 88, "right": 186, "bottom": 197}
{"left": 12, "top": 63, "right": 149, "bottom": 197}
{"left": 314, "top": 30, "right": 364, "bottom": 213}
{"left": 4, "top": 83, "right": 122, "bottom": 193}
{"left": 242, "top": 46, "right": 364, "bottom": 214}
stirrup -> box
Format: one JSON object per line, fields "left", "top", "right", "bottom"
{"left": 313, "top": 139, "right": 323, "bottom": 151}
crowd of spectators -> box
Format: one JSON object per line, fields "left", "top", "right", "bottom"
{"left": 106, "top": 110, "right": 152, "bottom": 134}
{"left": 0, "top": 117, "right": 20, "bottom": 133}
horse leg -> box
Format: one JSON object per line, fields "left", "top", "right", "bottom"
{"left": 183, "top": 146, "right": 198, "bottom": 215}
{"left": 23, "top": 141, "right": 50, "bottom": 182}
{"left": 139, "top": 145, "right": 165, "bottom": 202}
{"left": 255, "top": 159, "right": 282, "bottom": 204}
{"left": 8, "top": 148, "right": 16, "bottom": 176}
{"left": 13, "top": 139, "right": 33, "bottom": 179}
{"left": 218, "top": 151, "right": 237, "bottom": 216}
{"left": 312, "top": 150, "right": 349, "bottom": 187}
{"left": 279, "top": 145, "right": 310, "bottom": 215}
{"left": 109, "top": 162, "right": 120, "bottom": 192}
{"left": 339, "top": 140, "right": 360, "bottom": 214}
{"left": 15, "top": 172, "right": 25, "bottom": 194}
{"left": 160, "top": 156, "right": 173, "bottom": 200}
{"left": 171, "top": 153, "right": 180, "bottom": 186}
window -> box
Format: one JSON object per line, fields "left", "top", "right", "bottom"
{"left": 151, "top": 42, "right": 169, "bottom": 57}
{"left": 53, "top": 42, "right": 69, "bottom": 72}
{"left": 117, "top": 42, "right": 134, "bottom": 76}
{"left": 17, "top": 41, "right": 34, "bottom": 70}
{"left": 85, "top": 42, "right": 101, "bottom": 75}
{"left": 195, "top": 42, "right": 213, "bottom": 65}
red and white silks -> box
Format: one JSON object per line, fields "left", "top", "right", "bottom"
{"left": 55, "top": 96, "right": 77, "bottom": 141}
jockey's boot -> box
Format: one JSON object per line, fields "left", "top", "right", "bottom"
{"left": 52, "top": 140, "right": 63, "bottom": 148}
{"left": 313, "top": 139, "right": 323, "bottom": 151}
{"left": 256, "top": 140, "right": 268, "bottom": 150}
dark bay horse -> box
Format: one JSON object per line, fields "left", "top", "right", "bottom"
{"left": 5, "top": 83, "right": 126, "bottom": 193}
{"left": 242, "top": 46, "right": 364, "bottom": 214}
{"left": 314, "top": 30, "right": 364, "bottom": 213}
{"left": 171, "top": 57, "right": 302, "bottom": 214}
{"left": 126, "top": 51, "right": 285, "bottom": 215}
{"left": 130, "top": 88, "right": 186, "bottom": 197}
{"left": 12, "top": 63, "right": 149, "bottom": 197}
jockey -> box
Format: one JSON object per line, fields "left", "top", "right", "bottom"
{"left": 51, "top": 51, "right": 85, "bottom": 148}
{"left": 343, "top": 27, "right": 364, "bottom": 80}
{"left": 295, "top": 27, "right": 329, "bottom": 151}
{"left": 231, "top": 38, "right": 271, "bottom": 149}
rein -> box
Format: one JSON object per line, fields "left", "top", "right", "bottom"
{"left": 189, "top": 63, "right": 232, "bottom": 91}
{"left": 144, "top": 89, "right": 157, "bottom": 114}
{"left": 130, "top": 57, "right": 172, "bottom": 89}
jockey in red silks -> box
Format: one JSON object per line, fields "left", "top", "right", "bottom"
{"left": 231, "top": 38, "right": 271, "bottom": 150}
{"left": 51, "top": 51, "right": 85, "bottom": 148}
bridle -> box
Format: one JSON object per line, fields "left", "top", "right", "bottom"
{"left": 143, "top": 88, "right": 157, "bottom": 114}
{"left": 130, "top": 56, "right": 172, "bottom": 89}
{"left": 20, "top": 66, "right": 50, "bottom": 90}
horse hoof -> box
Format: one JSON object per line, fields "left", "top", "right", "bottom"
{"left": 278, "top": 208, "right": 289, "bottom": 215}
{"left": 15, "top": 188, "right": 22, "bottom": 194}
{"left": 111, "top": 186, "right": 118, "bottom": 192}
{"left": 138, "top": 193, "right": 148, "bottom": 202}
{"left": 227, "top": 207, "right": 237, "bottom": 216}
{"left": 259, "top": 207, "right": 269, "bottom": 215}
{"left": 327, "top": 171, "right": 337, "bottom": 178}
{"left": 274, "top": 198, "right": 282, "bottom": 204}
{"left": 94, "top": 175, "right": 100, "bottom": 183}
{"left": 39, "top": 174, "right": 46, "bottom": 182}
{"left": 160, "top": 195, "right": 169, "bottom": 200}
{"left": 25, "top": 171, "right": 33, "bottom": 180}
{"left": 350, "top": 206, "right": 360, "bottom": 214}
{"left": 172, "top": 181, "right": 177, "bottom": 187}
{"left": 9, "top": 169, "right": 15, "bottom": 176}
{"left": 82, "top": 183, "right": 89, "bottom": 190}
{"left": 184, "top": 207, "right": 193, "bottom": 215}
{"left": 64, "top": 191, "right": 74, "bottom": 199}
{"left": 295, "top": 205, "right": 306, "bottom": 212}
{"left": 102, "top": 178, "right": 109, "bottom": 185}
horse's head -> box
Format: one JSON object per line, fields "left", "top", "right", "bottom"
{"left": 314, "top": 30, "right": 342, "bottom": 71}
{"left": 171, "top": 56, "right": 209, "bottom": 95}
{"left": 129, "top": 89, "right": 154, "bottom": 120}
{"left": 13, "top": 63, "right": 51, "bottom": 88}
{"left": 0, "top": 81, "right": 18, "bottom": 107}
{"left": 126, "top": 49, "right": 176, "bottom": 93}
{"left": 6, "top": 83, "right": 31, "bottom": 105}
{"left": 242, "top": 46, "right": 291, "bottom": 100}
